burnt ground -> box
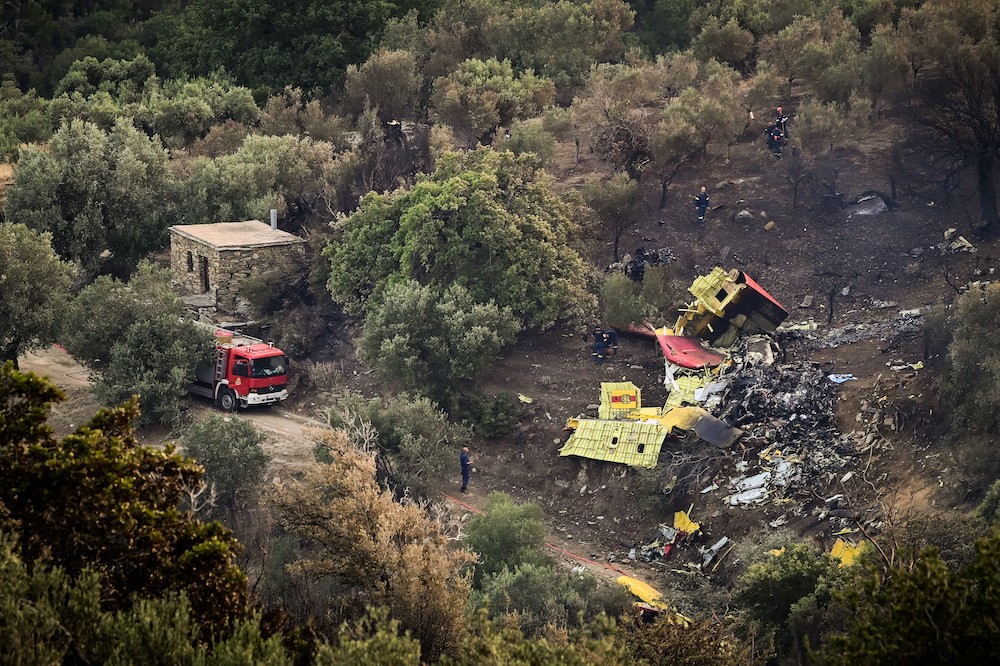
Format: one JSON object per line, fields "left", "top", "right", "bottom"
{"left": 15, "top": 111, "right": 1000, "bottom": 612}
{"left": 413, "top": 118, "right": 1000, "bottom": 605}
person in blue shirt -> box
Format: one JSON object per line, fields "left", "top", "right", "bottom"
{"left": 460, "top": 446, "right": 473, "bottom": 493}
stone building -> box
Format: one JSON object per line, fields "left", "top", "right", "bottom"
{"left": 168, "top": 221, "right": 307, "bottom": 316}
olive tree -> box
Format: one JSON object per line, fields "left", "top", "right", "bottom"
{"left": 0, "top": 223, "right": 73, "bottom": 367}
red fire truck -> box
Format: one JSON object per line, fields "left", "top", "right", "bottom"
{"left": 188, "top": 329, "right": 289, "bottom": 411}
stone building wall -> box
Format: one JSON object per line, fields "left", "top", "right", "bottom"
{"left": 215, "top": 244, "right": 306, "bottom": 314}
{"left": 170, "top": 233, "right": 218, "bottom": 297}
{"left": 169, "top": 232, "right": 306, "bottom": 315}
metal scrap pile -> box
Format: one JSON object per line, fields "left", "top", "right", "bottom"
{"left": 713, "top": 359, "right": 858, "bottom": 506}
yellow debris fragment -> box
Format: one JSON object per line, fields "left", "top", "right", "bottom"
{"left": 768, "top": 546, "right": 786, "bottom": 557}
{"left": 831, "top": 538, "right": 866, "bottom": 567}
{"left": 674, "top": 510, "right": 701, "bottom": 534}
{"left": 518, "top": 394, "right": 533, "bottom": 403}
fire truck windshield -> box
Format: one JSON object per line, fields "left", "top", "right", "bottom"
{"left": 251, "top": 355, "right": 287, "bottom": 378}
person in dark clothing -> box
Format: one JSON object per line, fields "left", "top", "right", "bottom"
{"left": 766, "top": 124, "right": 784, "bottom": 157}
{"left": 693, "top": 186, "right": 709, "bottom": 223}
{"left": 775, "top": 106, "right": 789, "bottom": 140}
{"left": 592, "top": 336, "right": 608, "bottom": 363}
{"left": 603, "top": 329, "right": 619, "bottom": 356}
{"left": 460, "top": 446, "right": 473, "bottom": 492}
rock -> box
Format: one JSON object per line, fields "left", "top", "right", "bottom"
{"left": 553, "top": 438, "right": 561, "bottom": 445}
{"left": 846, "top": 193, "right": 887, "bottom": 217}
{"left": 736, "top": 209, "right": 754, "bottom": 221}
{"left": 764, "top": 220, "right": 776, "bottom": 231}
{"left": 800, "top": 294, "right": 814, "bottom": 308}
{"left": 840, "top": 286, "right": 851, "bottom": 297}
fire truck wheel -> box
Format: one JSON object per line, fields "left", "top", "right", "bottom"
{"left": 217, "top": 388, "right": 238, "bottom": 412}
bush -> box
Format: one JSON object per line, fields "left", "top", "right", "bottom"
{"left": 736, "top": 542, "right": 838, "bottom": 629}
{"left": 465, "top": 493, "right": 552, "bottom": 585}
{"left": 980, "top": 480, "right": 1000, "bottom": 525}
{"left": 478, "top": 563, "right": 631, "bottom": 635}
{"left": 360, "top": 281, "right": 521, "bottom": 407}
{"left": 457, "top": 392, "right": 527, "bottom": 439}
{"left": 940, "top": 284, "right": 1000, "bottom": 434}
{"left": 92, "top": 314, "right": 212, "bottom": 426}
{"left": 504, "top": 120, "right": 556, "bottom": 165}
{"left": 181, "top": 415, "right": 271, "bottom": 511}
{"left": 324, "top": 392, "right": 473, "bottom": 497}
{"left": 601, "top": 273, "right": 648, "bottom": 328}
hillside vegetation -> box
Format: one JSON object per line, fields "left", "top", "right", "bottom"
{"left": 4, "top": 0, "right": 1000, "bottom": 663}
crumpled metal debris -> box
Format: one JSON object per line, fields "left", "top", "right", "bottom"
{"left": 608, "top": 246, "right": 676, "bottom": 282}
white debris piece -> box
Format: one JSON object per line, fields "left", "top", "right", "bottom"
{"left": 729, "top": 487, "right": 768, "bottom": 505}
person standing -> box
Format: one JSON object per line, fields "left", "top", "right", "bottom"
{"left": 775, "top": 106, "right": 789, "bottom": 141}
{"left": 460, "top": 446, "right": 473, "bottom": 493}
{"left": 693, "top": 186, "right": 710, "bottom": 224}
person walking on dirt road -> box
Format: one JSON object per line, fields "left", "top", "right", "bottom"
{"left": 460, "top": 446, "right": 473, "bottom": 493}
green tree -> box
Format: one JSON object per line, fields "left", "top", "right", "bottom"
{"left": 940, "top": 283, "right": 1000, "bottom": 433}
{"left": 483, "top": 0, "right": 636, "bottom": 97}
{"left": 648, "top": 108, "right": 702, "bottom": 208}
{"left": 360, "top": 281, "right": 521, "bottom": 406}
{"left": 178, "top": 133, "right": 335, "bottom": 225}
{"left": 0, "top": 365, "right": 248, "bottom": 634}
{"left": 93, "top": 314, "right": 212, "bottom": 426}
{"left": 0, "top": 77, "right": 52, "bottom": 159}
{"left": 736, "top": 541, "right": 838, "bottom": 628}
{"left": 4, "top": 118, "right": 175, "bottom": 278}
{"left": 326, "top": 147, "right": 594, "bottom": 329}
{"left": 821, "top": 530, "right": 1000, "bottom": 664}
{"left": 582, "top": 173, "right": 640, "bottom": 262}
{"left": 324, "top": 391, "right": 473, "bottom": 497}
{"left": 60, "top": 263, "right": 211, "bottom": 426}
{"left": 260, "top": 86, "right": 352, "bottom": 144}
{"left": 633, "top": 0, "right": 696, "bottom": 53}
{"left": 0, "top": 223, "right": 73, "bottom": 367}
{"left": 571, "top": 62, "right": 663, "bottom": 177}
{"left": 860, "top": 24, "right": 908, "bottom": 117}
{"left": 691, "top": 17, "right": 754, "bottom": 70}
{"left": 478, "top": 562, "right": 630, "bottom": 635}
{"left": 465, "top": 492, "right": 551, "bottom": 585}
{"left": 432, "top": 57, "right": 555, "bottom": 144}
{"left": 343, "top": 49, "right": 422, "bottom": 120}
{"left": 150, "top": 0, "right": 428, "bottom": 92}
{"left": 758, "top": 15, "right": 823, "bottom": 98}
{"left": 62, "top": 262, "right": 182, "bottom": 369}
{"left": 182, "top": 416, "right": 271, "bottom": 511}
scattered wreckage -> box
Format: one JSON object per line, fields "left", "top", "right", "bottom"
{"left": 560, "top": 265, "right": 897, "bottom": 584}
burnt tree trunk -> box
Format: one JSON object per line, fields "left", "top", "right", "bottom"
{"left": 659, "top": 180, "right": 668, "bottom": 209}
{"left": 977, "top": 153, "right": 1000, "bottom": 233}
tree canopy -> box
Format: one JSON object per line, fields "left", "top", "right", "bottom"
{"left": 4, "top": 118, "right": 174, "bottom": 278}
{"left": 326, "top": 147, "right": 593, "bottom": 329}
{"left": 0, "top": 364, "right": 247, "bottom": 634}
{"left": 0, "top": 223, "right": 73, "bottom": 366}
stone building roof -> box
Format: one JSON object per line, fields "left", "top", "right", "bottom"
{"left": 169, "top": 221, "right": 306, "bottom": 250}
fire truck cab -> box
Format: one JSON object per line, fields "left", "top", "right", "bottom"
{"left": 189, "top": 330, "right": 289, "bottom": 411}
